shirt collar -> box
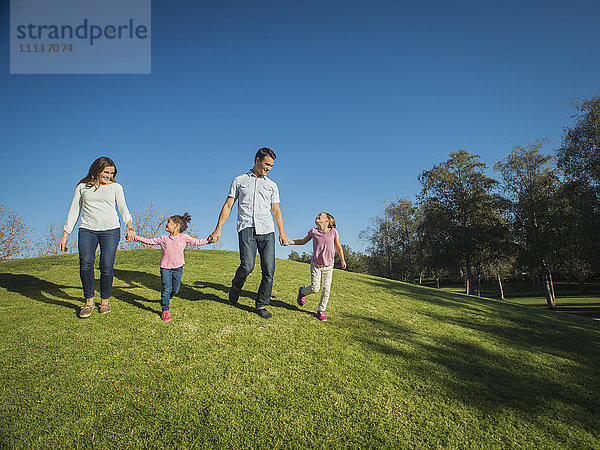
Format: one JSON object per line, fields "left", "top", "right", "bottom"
{"left": 247, "top": 169, "right": 268, "bottom": 180}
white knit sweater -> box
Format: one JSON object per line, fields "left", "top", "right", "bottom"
{"left": 63, "top": 183, "right": 132, "bottom": 234}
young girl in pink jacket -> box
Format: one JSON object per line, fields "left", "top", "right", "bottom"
{"left": 134, "top": 213, "right": 209, "bottom": 321}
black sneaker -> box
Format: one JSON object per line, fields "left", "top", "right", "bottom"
{"left": 228, "top": 286, "right": 239, "bottom": 305}
{"left": 256, "top": 308, "right": 272, "bottom": 319}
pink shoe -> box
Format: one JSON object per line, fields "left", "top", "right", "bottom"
{"left": 162, "top": 310, "right": 171, "bottom": 322}
{"left": 317, "top": 311, "right": 327, "bottom": 321}
{"left": 169, "top": 298, "right": 173, "bottom": 307}
{"left": 297, "top": 287, "right": 306, "bottom": 306}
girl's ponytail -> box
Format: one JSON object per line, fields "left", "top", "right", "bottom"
{"left": 170, "top": 212, "right": 192, "bottom": 232}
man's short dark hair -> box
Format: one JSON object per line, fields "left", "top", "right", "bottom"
{"left": 255, "top": 147, "right": 276, "bottom": 161}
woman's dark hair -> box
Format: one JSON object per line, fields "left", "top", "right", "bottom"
{"left": 78, "top": 157, "right": 117, "bottom": 187}
{"left": 170, "top": 212, "right": 192, "bottom": 232}
{"left": 255, "top": 147, "right": 276, "bottom": 161}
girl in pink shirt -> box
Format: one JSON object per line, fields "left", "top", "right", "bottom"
{"left": 134, "top": 213, "right": 209, "bottom": 321}
{"left": 287, "top": 212, "right": 346, "bottom": 321}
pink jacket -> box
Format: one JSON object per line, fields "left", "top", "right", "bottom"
{"left": 135, "top": 234, "right": 209, "bottom": 269}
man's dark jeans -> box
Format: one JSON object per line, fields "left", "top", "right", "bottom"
{"left": 232, "top": 227, "right": 275, "bottom": 309}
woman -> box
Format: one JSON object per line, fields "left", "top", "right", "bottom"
{"left": 59, "top": 157, "right": 135, "bottom": 318}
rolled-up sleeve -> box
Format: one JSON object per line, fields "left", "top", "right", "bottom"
{"left": 227, "top": 178, "right": 239, "bottom": 199}
{"left": 271, "top": 183, "right": 280, "bottom": 204}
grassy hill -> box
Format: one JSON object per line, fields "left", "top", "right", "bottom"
{"left": 1, "top": 249, "right": 599, "bottom": 448}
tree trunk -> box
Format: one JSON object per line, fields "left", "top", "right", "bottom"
{"left": 549, "top": 270, "right": 556, "bottom": 304}
{"left": 578, "top": 278, "right": 585, "bottom": 294}
{"left": 465, "top": 263, "right": 473, "bottom": 295}
{"left": 435, "top": 277, "right": 440, "bottom": 289}
{"left": 497, "top": 274, "right": 504, "bottom": 300}
{"left": 542, "top": 264, "right": 556, "bottom": 309}
{"left": 476, "top": 263, "right": 481, "bottom": 297}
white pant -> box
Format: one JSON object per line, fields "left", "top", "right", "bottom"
{"left": 301, "top": 263, "right": 334, "bottom": 312}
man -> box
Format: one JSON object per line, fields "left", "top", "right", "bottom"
{"left": 208, "top": 148, "right": 290, "bottom": 318}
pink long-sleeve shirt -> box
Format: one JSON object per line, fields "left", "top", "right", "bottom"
{"left": 134, "top": 234, "right": 209, "bottom": 269}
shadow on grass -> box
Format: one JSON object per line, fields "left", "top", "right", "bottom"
{"left": 345, "top": 312, "right": 600, "bottom": 438}
{"left": 192, "top": 280, "right": 256, "bottom": 313}
{"left": 191, "top": 280, "right": 301, "bottom": 313}
{"left": 113, "top": 269, "right": 262, "bottom": 314}
{"left": 548, "top": 304, "right": 600, "bottom": 320}
{"left": 0, "top": 273, "right": 81, "bottom": 315}
{"left": 341, "top": 278, "right": 600, "bottom": 438}
{"left": 270, "top": 298, "right": 302, "bottom": 312}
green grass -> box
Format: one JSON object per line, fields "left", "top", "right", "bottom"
{"left": 1, "top": 250, "right": 600, "bottom": 448}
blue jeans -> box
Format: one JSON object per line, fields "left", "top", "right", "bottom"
{"left": 160, "top": 266, "right": 183, "bottom": 311}
{"left": 78, "top": 228, "right": 121, "bottom": 300}
{"left": 232, "top": 228, "right": 275, "bottom": 309}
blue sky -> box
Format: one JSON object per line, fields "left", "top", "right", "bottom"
{"left": 2, "top": 0, "right": 599, "bottom": 259}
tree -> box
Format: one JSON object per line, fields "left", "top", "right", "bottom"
{"left": 479, "top": 244, "right": 517, "bottom": 300}
{"left": 334, "top": 244, "right": 366, "bottom": 273}
{"left": 553, "top": 180, "right": 599, "bottom": 292}
{"left": 35, "top": 220, "right": 65, "bottom": 257}
{"left": 557, "top": 94, "right": 600, "bottom": 189}
{"left": 556, "top": 94, "right": 600, "bottom": 289}
{"left": 360, "top": 198, "right": 423, "bottom": 282}
{"left": 0, "top": 204, "right": 30, "bottom": 261}
{"left": 419, "top": 201, "right": 457, "bottom": 288}
{"left": 288, "top": 250, "right": 311, "bottom": 264}
{"left": 494, "top": 140, "right": 561, "bottom": 308}
{"left": 419, "top": 150, "right": 505, "bottom": 295}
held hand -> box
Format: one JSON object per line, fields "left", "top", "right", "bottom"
{"left": 279, "top": 234, "right": 290, "bottom": 246}
{"left": 126, "top": 229, "right": 136, "bottom": 241}
{"left": 208, "top": 230, "right": 221, "bottom": 244}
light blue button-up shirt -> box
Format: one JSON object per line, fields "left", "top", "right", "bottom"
{"left": 228, "top": 170, "right": 280, "bottom": 234}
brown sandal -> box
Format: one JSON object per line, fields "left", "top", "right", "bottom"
{"left": 99, "top": 303, "right": 112, "bottom": 314}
